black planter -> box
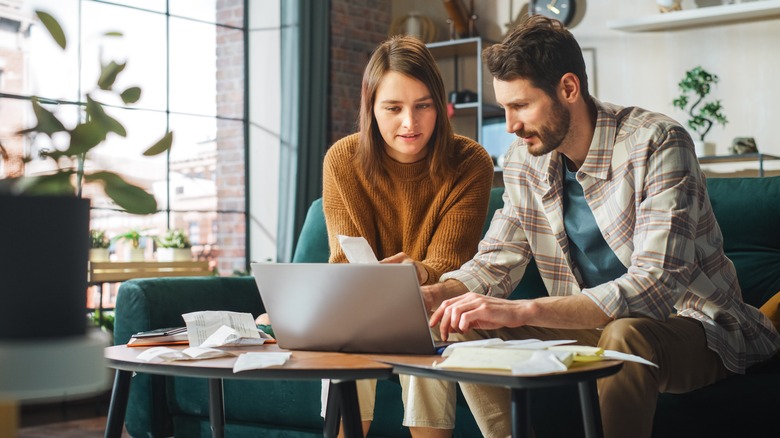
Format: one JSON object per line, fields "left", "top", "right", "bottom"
{"left": 0, "top": 195, "right": 90, "bottom": 339}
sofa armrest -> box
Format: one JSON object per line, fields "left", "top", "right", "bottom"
{"left": 114, "top": 276, "right": 264, "bottom": 345}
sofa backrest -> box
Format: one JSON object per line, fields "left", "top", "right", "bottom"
{"left": 707, "top": 176, "right": 780, "bottom": 307}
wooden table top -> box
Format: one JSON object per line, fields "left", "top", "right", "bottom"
{"left": 105, "top": 344, "right": 393, "bottom": 381}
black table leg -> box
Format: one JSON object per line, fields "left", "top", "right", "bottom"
{"left": 578, "top": 379, "right": 604, "bottom": 438}
{"left": 324, "top": 380, "right": 342, "bottom": 438}
{"left": 510, "top": 388, "right": 533, "bottom": 438}
{"left": 105, "top": 370, "right": 131, "bottom": 438}
{"left": 208, "top": 378, "right": 225, "bottom": 438}
{"left": 335, "top": 380, "right": 363, "bottom": 438}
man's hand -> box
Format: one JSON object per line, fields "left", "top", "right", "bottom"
{"left": 381, "top": 252, "right": 428, "bottom": 285}
{"left": 430, "top": 293, "right": 526, "bottom": 341}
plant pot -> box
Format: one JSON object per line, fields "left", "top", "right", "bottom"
{"left": 89, "top": 248, "right": 110, "bottom": 262}
{"left": 0, "top": 195, "right": 90, "bottom": 340}
{"left": 122, "top": 247, "right": 146, "bottom": 262}
{"left": 156, "top": 248, "right": 192, "bottom": 262}
{"left": 693, "top": 140, "right": 716, "bottom": 157}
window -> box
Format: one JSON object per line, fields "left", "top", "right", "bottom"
{"left": 0, "top": 0, "right": 250, "bottom": 274}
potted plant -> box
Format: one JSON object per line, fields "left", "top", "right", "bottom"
{"left": 0, "top": 11, "right": 172, "bottom": 340}
{"left": 156, "top": 229, "right": 193, "bottom": 262}
{"left": 672, "top": 66, "right": 728, "bottom": 157}
{"left": 112, "top": 229, "right": 148, "bottom": 261}
{"left": 89, "top": 229, "right": 111, "bottom": 262}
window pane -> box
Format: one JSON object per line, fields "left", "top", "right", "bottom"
{"left": 215, "top": 25, "right": 245, "bottom": 119}
{"left": 215, "top": 117, "right": 245, "bottom": 212}
{"left": 90, "top": 210, "right": 166, "bottom": 262}
{"left": 169, "top": 17, "right": 216, "bottom": 117}
{"left": 214, "top": 212, "right": 245, "bottom": 275}
{"left": 93, "top": 0, "right": 166, "bottom": 14}
{"left": 171, "top": 210, "right": 218, "bottom": 271}
{"left": 81, "top": 1, "right": 167, "bottom": 111}
{"left": 168, "top": 113, "right": 217, "bottom": 211}
{"left": 170, "top": 0, "right": 215, "bottom": 24}
{"left": 22, "top": 0, "right": 80, "bottom": 101}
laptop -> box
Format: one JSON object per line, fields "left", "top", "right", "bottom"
{"left": 250, "top": 263, "right": 447, "bottom": 355}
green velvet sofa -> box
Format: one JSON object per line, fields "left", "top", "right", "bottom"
{"left": 114, "top": 176, "right": 780, "bottom": 437}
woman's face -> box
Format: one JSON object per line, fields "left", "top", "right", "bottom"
{"left": 373, "top": 71, "right": 437, "bottom": 163}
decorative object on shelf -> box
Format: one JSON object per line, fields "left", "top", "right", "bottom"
{"left": 112, "top": 229, "right": 148, "bottom": 261}
{"left": 156, "top": 228, "right": 193, "bottom": 262}
{"left": 443, "top": 0, "right": 471, "bottom": 38}
{"left": 656, "top": 0, "right": 682, "bottom": 13}
{"left": 389, "top": 12, "right": 436, "bottom": 43}
{"left": 729, "top": 137, "right": 759, "bottom": 155}
{"left": 0, "top": 11, "right": 170, "bottom": 341}
{"left": 672, "top": 66, "right": 728, "bottom": 157}
{"left": 529, "top": 0, "right": 576, "bottom": 26}
{"left": 89, "top": 229, "right": 111, "bottom": 262}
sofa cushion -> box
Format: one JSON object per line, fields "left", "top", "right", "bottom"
{"left": 707, "top": 176, "right": 780, "bottom": 308}
{"left": 760, "top": 291, "right": 780, "bottom": 333}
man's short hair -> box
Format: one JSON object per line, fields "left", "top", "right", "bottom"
{"left": 483, "top": 15, "right": 590, "bottom": 99}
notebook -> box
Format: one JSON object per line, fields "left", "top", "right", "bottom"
{"left": 250, "top": 263, "right": 447, "bottom": 354}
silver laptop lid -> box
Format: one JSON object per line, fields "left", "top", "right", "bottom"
{"left": 250, "top": 263, "right": 437, "bottom": 354}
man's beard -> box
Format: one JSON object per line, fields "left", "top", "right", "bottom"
{"left": 517, "top": 98, "right": 571, "bottom": 157}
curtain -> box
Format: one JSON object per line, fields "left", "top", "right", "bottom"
{"left": 278, "top": 0, "right": 330, "bottom": 262}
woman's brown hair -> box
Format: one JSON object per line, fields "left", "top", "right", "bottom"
{"left": 357, "top": 35, "right": 456, "bottom": 183}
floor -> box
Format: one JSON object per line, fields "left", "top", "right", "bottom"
{"left": 17, "top": 391, "right": 131, "bottom": 438}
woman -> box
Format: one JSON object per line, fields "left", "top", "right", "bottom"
{"left": 322, "top": 35, "right": 494, "bottom": 437}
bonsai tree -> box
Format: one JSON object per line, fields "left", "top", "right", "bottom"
{"left": 0, "top": 10, "right": 173, "bottom": 214}
{"left": 156, "top": 229, "right": 192, "bottom": 249}
{"left": 672, "top": 66, "right": 728, "bottom": 142}
{"left": 90, "top": 229, "right": 110, "bottom": 249}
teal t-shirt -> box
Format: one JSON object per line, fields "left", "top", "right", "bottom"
{"left": 563, "top": 164, "right": 627, "bottom": 288}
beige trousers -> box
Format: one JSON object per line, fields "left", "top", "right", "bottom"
{"left": 457, "top": 316, "right": 730, "bottom": 438}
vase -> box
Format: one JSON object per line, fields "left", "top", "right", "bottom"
{"left": 0, "top": 195, "right": 90, "bottom": 339}
{"left": 693, "top": 140, "right": 716, "bottom": 157}
{"left": 89, "top": 248, "right": 110, "bottom": 262}
{"left": 156, "top": 248, "right": 192, "bottom": 262}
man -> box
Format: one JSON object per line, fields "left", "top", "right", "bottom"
{"left": 423, "top": 15, "right": 780, "bottom": 438}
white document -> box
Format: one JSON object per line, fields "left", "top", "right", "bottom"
{"left": 182, "top": 311, "right": 273, "bottom": 348}
{"left": 233, "top": 352, "right": 292, "bottom": 373}
{"left": 338, "top": 235, "right": 379, "bottom": 264}
{"left": 137, "top": 346, "right": 232, "bottom": 362}
{"left": 435, "top": 347, "right": 573, "bottom": 375}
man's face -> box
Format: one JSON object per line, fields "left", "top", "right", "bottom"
{"left": 373, "top": 71, "right": 437, "bottom": 163}
{"left": 493, "top": 77, "right": 571, "bottom": 157}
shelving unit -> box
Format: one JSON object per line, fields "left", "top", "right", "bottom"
{"left": 698, "top": 153, "right": 780, "bottom": 177}
{"left": 608, "top": 0, "right": 780, "bottom": 32}
{"left": 427, "top": 37, "right": 488, "bottom": 143}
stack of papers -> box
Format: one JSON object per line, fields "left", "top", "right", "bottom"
{"left": 435, "top": 338, "right": 657, "bottom": 375}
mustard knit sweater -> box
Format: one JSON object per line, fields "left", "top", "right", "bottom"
{"left": 322, "top": 133, "right": 495, "bottom": 284}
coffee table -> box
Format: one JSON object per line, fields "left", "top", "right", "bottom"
{"left": 365, "top": 354, "right": 623, "bottom": 438}
{"left": 104, "top": 344, "right": 393, "bottom": 438}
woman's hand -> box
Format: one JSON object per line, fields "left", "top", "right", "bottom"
{"left": 255, "top": 313, "right": 271, "bottom": 325}
{"left": 381, "top": 252, "right": 429, "bottom": 285}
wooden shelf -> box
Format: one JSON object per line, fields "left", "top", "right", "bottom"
{"left": 607, "top": 0, "right": 780, "bottom": 32}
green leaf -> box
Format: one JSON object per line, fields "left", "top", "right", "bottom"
{"left": 28, "top": 99, "right": 66, "bottom": 135}
{"left": 14, "top": 171, "right": 75, "bottom": 196}
{"left": 120, "top": 86, "right": 142, "bottom": 104}
{"left": 68, "top": 121, "right": 106, "bottom": 155}
{"left": 35, "top": 10, "right": 66, "bottom": 50}
{"left": 143, "top": 131, "right": 173, "bottom": 156}
{"left": 98, "top": 60, "right": 126, "bottom": 91}
{"left": 104, "top": 31, "right": 123, "bottom": 37}
{"left": 87, "top": 172, "right": 158, "bottom": 214}
{"left": 86, "top": 96, "right": 127, "bottom": 137}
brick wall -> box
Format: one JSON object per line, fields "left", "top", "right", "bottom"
{"left": 328, "top": 0, "right": 392, "bottom": 144}
{"left": 215, "top": 0, "right": 246, "bottom": 274}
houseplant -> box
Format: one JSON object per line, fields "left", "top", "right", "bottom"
{"left": 672, "top": 66, "right": 728, "bottom": 156}
{"left": 112, "top": 229, "right": 148, "bottom": 261}
{"left": 0, "top": 11, "right": 171, "bottom": 339}
{"left": 155, "top": 228, "right": 193, "bottom": 262}
{"left": 89, "top": 229, "right": 110, "bottom": 262}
